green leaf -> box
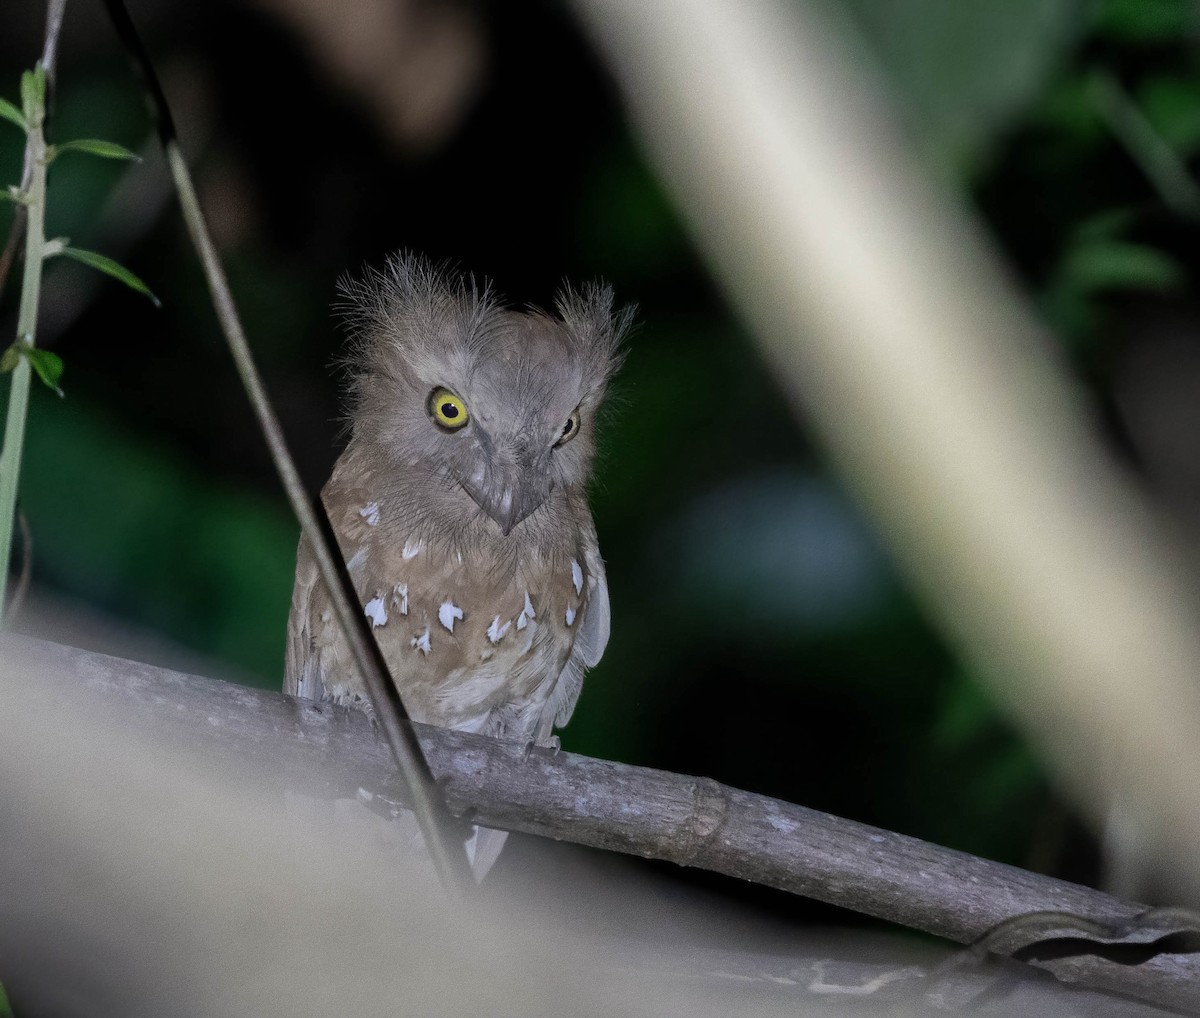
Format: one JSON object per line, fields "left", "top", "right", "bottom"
{"left": 0, "top": 976, "right": 12, "bottom": 1018}
{"left": 842, "top": 0, "right": 1089, "bottom": 173}
{"left": 19, "top": 73, "right": 35, "bottom": 117}
{"left": 53, "top": 139, "right": 141, "bottom": 163}
{"left": 57, "top": 247, "right": 161, "bottom": 307}
{"left": 1138, "top": 75, "right": 1200, "bottom": 154}
{"left": 1062, "top": 240, "right": 1185, "bottom": 293}
{"left": 1094, "top": 0, "right": 1198, "bottom": 42}
{"left": 0, "top": 97, "right": 26, "bottom": 133}
{"left": 20, "top": 64, "right": 45, "bottom": 124}
{"left": 1074, "top": 206, "right": 1138, "bottom": 243}
{"left": 25, "top": 347, "right": 63, "bottom": 396}
{"left": 0, "top": 345, "right": 18, "bottom": 373}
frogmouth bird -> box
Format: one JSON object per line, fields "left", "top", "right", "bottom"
{"left": 285, "top": 253, "right": 629, "bottom": 875}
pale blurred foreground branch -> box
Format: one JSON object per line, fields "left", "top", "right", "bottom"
{"left": 2, "top": 636, "right": 1197, "bottom": 1015}
{"left": 572, "top": 0, "right": 1200, "bottom": 896}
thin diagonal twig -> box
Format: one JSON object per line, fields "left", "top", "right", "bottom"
{"left": 40, "top": 0, "right": 68, "bottom": 92}
{"left": 1091, "top": 70, "right": 1200, "bottom": 220}
{"left": 7, "top": 511, "right": 32, "bottom": 623}
{"left": 98, "top": 0, "right": 472, "bottom": 895}
{"left": 0, "top": 214, "right": 25, "bottom": 312}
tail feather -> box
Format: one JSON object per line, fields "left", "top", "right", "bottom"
{"left": 464, "top": 825, "right": 509, "bottom": 881}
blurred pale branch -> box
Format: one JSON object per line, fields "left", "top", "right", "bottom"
{"left": 6, "top": 636, "right": 1198, "bottom": 1014}
{"left": 10, "top": 637, "right": 1189, "bottom": 1017}
{"left": 572, "top": 0, "right": 1200, "bottom": 899}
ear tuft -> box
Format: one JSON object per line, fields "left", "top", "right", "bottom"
{"left": 334, "top": 252, "right": 503, "bottom": 432}
{"left": 335, "top": 251, "right": 497, "bottom": 360}
{"left": 555, "top": 280, "right": 635, "bottom": 384}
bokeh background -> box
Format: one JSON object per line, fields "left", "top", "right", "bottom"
{"left": 2, "top": 0, "right": 1199, "bottom": 923}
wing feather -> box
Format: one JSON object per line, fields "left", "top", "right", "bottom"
{"left": 545, "top": 537, "right": 610, "bottom": 736}
{"left": 284, "top": 537, "right": 326, "bottom": 701}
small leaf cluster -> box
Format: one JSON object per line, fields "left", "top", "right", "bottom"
{"left": 0, "top": 64, "right": 158, "bottom": 397}
{"left": 0, "top": 64, "right": 45, "bottom": 135}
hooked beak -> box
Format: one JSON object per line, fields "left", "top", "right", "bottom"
{"left": 460, "top": 459, "right": 550, "bottom": 536}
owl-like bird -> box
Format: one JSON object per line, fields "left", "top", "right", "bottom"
{"left": 285, "top": 254, "right": 629, "bottom": 874}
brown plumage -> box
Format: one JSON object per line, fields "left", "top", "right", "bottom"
{"left": 285, "top": 254, "right": 630, "bottom": 874}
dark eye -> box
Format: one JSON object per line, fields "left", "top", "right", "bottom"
{"left": 428, "top": 387, "right": 469, "bottom": 430}
{"left": 555, "top": 409, "right": 581, "bottom": 447}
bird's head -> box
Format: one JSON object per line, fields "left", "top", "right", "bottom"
{"left": 340, "top": 254, "right": 631, "bottom": 536}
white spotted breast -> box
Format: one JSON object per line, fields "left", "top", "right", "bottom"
{"left": 286, "top": 454, "right": 598, "bottom": 741}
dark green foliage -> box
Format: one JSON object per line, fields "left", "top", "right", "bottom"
{"left": 24, "top": 348, "right": 62, "bottom": 395}
{"left": 52, "top": 138, "right": 140, "bottom": 162}
{"left": 842, "top": 0, "right": 1088, "bottom": 175}
{"left": 58, "top": 247, "right": 159, "bottom": 306}
{"left": 0, "top": 98, "right": 25, "bottom": 133}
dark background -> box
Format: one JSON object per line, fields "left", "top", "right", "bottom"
{"left": 2, "top": 0, "right": 1199, "bottom": 923}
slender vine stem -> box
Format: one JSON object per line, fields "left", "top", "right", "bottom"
{"left": 0, "top": 78, "right": 48, "bottom": 624}
{"left": 0, "top": 1, "right": 66, "bottom": 619}
{"left": 0, "top": 0, "right": 63, "bottom": 309}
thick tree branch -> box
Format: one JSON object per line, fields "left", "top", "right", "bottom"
{"left": 3, "top": 635, "right": 1197, "bottom": 1014}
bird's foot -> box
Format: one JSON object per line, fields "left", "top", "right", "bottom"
{"left": 520, "top": 734, "right": 561, "bottom": 760}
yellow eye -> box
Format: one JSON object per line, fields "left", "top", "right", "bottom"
{"left": 428, "top": 387, "right": 469, "bottom": 430}
{"left": 555, "top": 408, "right": 581, "bottom": 446}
